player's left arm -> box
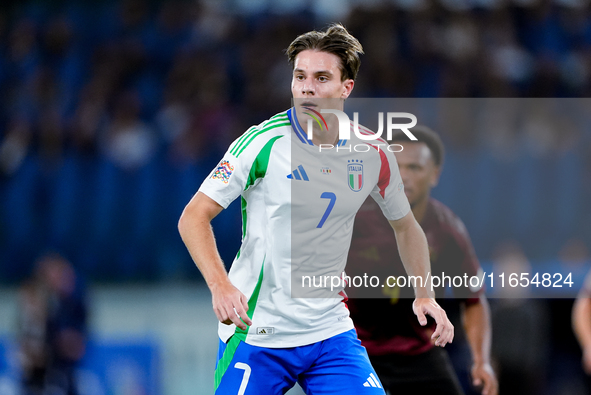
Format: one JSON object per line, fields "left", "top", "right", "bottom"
{"left": 388, "top": 212, "right": 454, "bottom": 347}
{"left": 450, "top": 215, "right": 498, "bottom": 394}
{"left": 462, "top": 296, "right": 498, "bottom": 395}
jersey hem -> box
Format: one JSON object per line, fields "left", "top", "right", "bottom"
{"left": 218, "top": 319, "right": 355, "bottom": 349}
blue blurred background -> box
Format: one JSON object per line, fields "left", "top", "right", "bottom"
{"left": 0, "top": 0, "right": 590, "bottom": 394}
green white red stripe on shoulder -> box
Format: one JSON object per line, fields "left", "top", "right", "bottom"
{"left": 230, "top": 112, "right": 290, "bottom": 157}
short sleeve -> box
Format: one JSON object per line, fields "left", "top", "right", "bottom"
{"left": 199, "top": 129, "right": 265, "bottom": 208}
{"left": 369, "top": 148, "right": 411, "bottom": 221}
{"left": 199, "top": 148, "right": 250, "bottom": 209}
{"left": 198, "top": 121, "right": 286, "bottom": 208}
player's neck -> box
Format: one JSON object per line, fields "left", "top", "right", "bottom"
{"left": 411, "top": 195, "right": 430, "bottom": 224}
{"left": 311, "top": 125, "right": 339, "bottom": 146}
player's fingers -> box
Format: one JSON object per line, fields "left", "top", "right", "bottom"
{"left": 414, "top": 308, "right": 428, "bottom": 326}
{"left": 211, "top": 283, "right": 251, "bottom": 329}
{"left": 234, "top": 304, "right": 252, "bottom": 327}
{"left": 431, "top": 323, "right": 443, "bottom": 342}
{"left": 223, "top": 306, "right": 246, "bottom": 330}
{"left": 239, "top": 294, "right": 252, "bottom": 326}
{"left": 481, "top": 375, "right": 495, "bottom": 395}
{"left": 490, "top": 378, "right": 499, "bottom": 395}
{"left": 429, "top": 310, "right": 447, "bottom": 340}
{"left": 229, "top": 294, "right": 251, "bottom": 329}
{"left": 444, "top": 321, "right": 454, "bottom": 344}
{"left": 438, "top": 310, "right": 454, "bottom": 345}
{"left": 471, "top": 369, "right": 484, "bottom": 390}
{"left": 241, "top": 293, "right": 249, "bottom": 312}
{"left": 231, "top": 310, "right": 248, "bottom": 330}
{"left": 212, "top": 302, "right": 224, "bottom": 321}
{"left": 432, "top": 319, "right": 453, "bottom": 346}
{"left": 482, "top": 381, "right": 491, "bottom": 395}
{"left": 215, "top": 306, "right": 233, "bottom": 326}
{"left": 432, "top": 327, "right": 448, "bottom": 346}
{"left": 442, "top": 323, "right": 454, "bottom": 345}
{"left": 216, "top": 301, "right": 246, "bottom": 330}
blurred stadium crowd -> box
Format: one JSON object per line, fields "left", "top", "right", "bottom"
{"left": 0, "top": 0, "right": 590, "bottom": 282}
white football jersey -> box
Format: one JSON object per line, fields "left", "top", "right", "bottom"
{"left": 198, "top": 108, "right": 410, "bottom": 348}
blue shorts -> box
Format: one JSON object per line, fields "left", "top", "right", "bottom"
{"left": 214, "top": 329, "right": 385, "bottom": 394}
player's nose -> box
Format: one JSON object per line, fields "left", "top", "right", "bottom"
{"left": 301, "top": 81, "right": 315, "bottom": 96}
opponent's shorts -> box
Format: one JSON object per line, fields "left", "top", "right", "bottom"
{"left": 214, "top": 329, "right": 386, "bottom": 394}
{"left": 369, "top": 346, "right": 465, "bottom": 395}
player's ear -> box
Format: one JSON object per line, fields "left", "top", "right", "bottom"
{"left": 430, "top": 166, "right": 442, "bottom": 188}
{"left": 341, "top": 79, "right": 354, "bottom": 99}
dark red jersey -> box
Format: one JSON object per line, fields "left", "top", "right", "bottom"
{"left": 346, "top": 197, "right": 483, "bottom": 356}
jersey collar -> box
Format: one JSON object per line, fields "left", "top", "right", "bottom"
{"left": 287, "top": 107, "right": 348, "bottom": 147}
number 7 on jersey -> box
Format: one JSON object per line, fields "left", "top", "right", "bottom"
{"left": 316, "top": 192, "right": 336, "bottom": 228}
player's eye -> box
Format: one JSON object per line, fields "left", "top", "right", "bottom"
{"left": 318, "top": 76, "right": 328, "bottom": 82}
{"left": 295, "top": 74, "right": 305, "bottom": 81}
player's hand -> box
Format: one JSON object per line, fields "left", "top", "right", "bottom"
{"left": 210, "top": 280, "right": 252, "bottom": 331}
{"left": 412, "top": 298, "right": 454, "bottom": 347}
{"left": 471, "top": 362, "right": 498, "bottom": 395}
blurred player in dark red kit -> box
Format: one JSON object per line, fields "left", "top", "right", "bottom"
{"left": 346, "top": 126, "right": 497, "bottom": 395}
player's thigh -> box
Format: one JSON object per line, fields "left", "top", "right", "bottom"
{"left": 299, "top": 329, "right": 386, "bottom": 395}
{"left": 215, "top": 337, "right": 298, "bottom": 395}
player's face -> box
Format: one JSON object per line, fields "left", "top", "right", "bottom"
{"left": 291, "top": 49, "right": 354, "bottom": 103}
{"left": 394, "top": 142, "right": 441, "bottom": 207}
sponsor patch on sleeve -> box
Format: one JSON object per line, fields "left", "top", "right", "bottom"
{"left": 211, "top": 160, "right": 234, "bottom": 184}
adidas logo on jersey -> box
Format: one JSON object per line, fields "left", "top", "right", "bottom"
{"left": 363, "top": 373, "right": 383, "bottom": 389}
{"left": 287, "top": 165, "right": 309, "bottom": 181}
{"left": 256, "top": 327, "right": 275, "bottom": 335}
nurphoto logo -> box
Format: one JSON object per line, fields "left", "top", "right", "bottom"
{"left": 302, "top": 107, "right": 418, "bottom": 152}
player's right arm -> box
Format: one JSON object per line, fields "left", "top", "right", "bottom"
{"left": 388, "top": 211, "right": 454, "bottom": 347}
{"left": 573, "top": 271, "right": 591, "bottom": 374}
{"left": 372, "top": 144, "right": 453, "bottom": 346}
{"left": 463, "top": 296, "right": 497, "bottom": 395}
{"left": 178, "top": 114, "right": 288, "bottom": 331}
{"left": 178, "top": 191, "right": 252, "bottom": 331}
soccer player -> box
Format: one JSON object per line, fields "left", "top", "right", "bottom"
{"left": 346, "top": 127, "right": 498, "bottom": 395}
{"left": 178, "top": 24, "right": 453, "bottom": 394}
{"left": 573, "top": 270, "right": 591, "bottom": 377}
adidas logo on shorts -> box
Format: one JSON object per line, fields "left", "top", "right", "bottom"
{"left": 363, "top": 373, "right": 383, "bottom": 388}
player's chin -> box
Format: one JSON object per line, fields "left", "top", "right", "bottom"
{"left": 405, "top": 192, "right": 417, "bottom": 205}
